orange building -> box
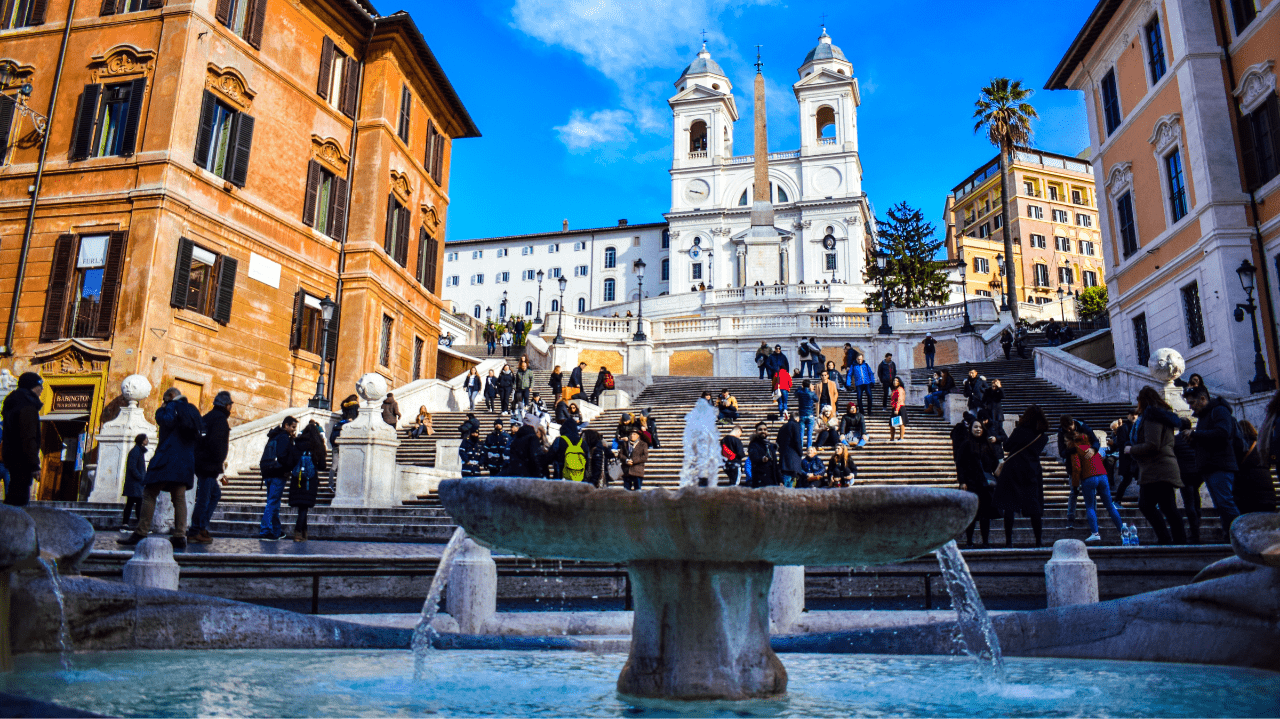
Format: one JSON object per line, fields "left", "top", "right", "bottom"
{"left": 1048, "top": 0, "right": 1278, "bottom": 396}
{"left": 0, "top": 0, "right": 479, "bottom": 500}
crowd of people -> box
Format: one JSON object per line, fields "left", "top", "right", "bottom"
{"left": 481, "top": 317, "right": 530, "bottom": 357}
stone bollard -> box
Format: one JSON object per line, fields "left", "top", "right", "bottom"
{"left": 769, "top": 565, "right": 805, "bottom": 633}
{"left": 1045, "top": 539, "right": 1098, "bottom": 607}
{"left": 945, "top": 394, "right": 968, "bottom": 425}
{"left": 123, "top": 537, "right": 180, "bottom": 591}
{"left": 435, "top": 439, "right": 463, "bottom": 474}
{"left": 446, "top": 538, "right": 496, "bottom": 633}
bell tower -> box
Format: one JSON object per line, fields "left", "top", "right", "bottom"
{"left": 669, "top": 43, "right": 738, "bottom": 169}
{"left": 793, "top": 29, "right": 860, "bottom": 159}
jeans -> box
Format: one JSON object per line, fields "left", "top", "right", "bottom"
{"left": 800, "top": 416, "right": 815, "bottom": 449}
{"left": 718, "top": 407, "right": 738, "bottom": 422}
{"left": 924, "top": 391, "right": 945, "bottom": 410}
{"left": 882, "top": 384, "right": 892, "bottom": 408}
{"left": 259, "top": 477, "right": 285, "bottom": 536}
{"left": 776, "top": 390, "right": 788, "bottom": 416}
{"left": 1066, "top": 483, "right": 1081, "bottom": 524}
{"left": 811, "top": 357, "right": 824, "bottom": 379}
{"left": 191, "top": 474, "right": 222, "bottom": 531}
{"left": 854, "top": 385, "right": 873, "bottom": 415}
{"left": 799, "top": 359, "right": 812, "bottom": 378}
{"left": 924, "top": 352, "right": 935, "bottom": 369}
{"left": 467, "top": 390, "right": 478, "bottom": 410}
{"left": 759, "top": 365, "right": 767, "bottom": 379}
{"left": 514, "top": 388, "right": 529, "bottom": 407}
{"left": 1202, "top": 470, "right": 1239, "bottom": 534}
{"left": 1081, "top": 473, "right": 1123, "bottom": 535}
{"left": 1180, "top": 474, "right": 1203, "bottom": 543}
{"left": 486, "top": 341, "right": 495, "bottom": 355}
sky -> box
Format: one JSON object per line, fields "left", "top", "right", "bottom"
{"left": 404, "top": 0, "right": 1099, "bottom": 245}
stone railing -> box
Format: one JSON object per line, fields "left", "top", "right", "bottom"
{"left": 572, "top": 315, "right": 633, "bottom": 337}
{"left": 224, "top": 406, "right": 337, "bottom": 477}
{"left": 818, "top": 137, "right": 837, "bottom": 146}
{"left": 661, "top": 317, "right": 720, "bottom": 336}
{"left": 727, "top": 150, "right": 802, "bottom": 165}
{"left": 590, "top": 283, "right": 863, "bottom": 320}
{"left": 688, "top": 151, "right": 708, "bottom": 159}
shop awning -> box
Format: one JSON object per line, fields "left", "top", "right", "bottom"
{"left": 41, "top": 412, "right": 89, "bottom": 422}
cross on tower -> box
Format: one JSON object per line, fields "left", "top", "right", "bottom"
{"left": 700, "top": 29, "right": 707, "bottom": 44}
{"left": 754, "top": 45, "right": 763, "bottom": 72}
{"left": 820, "top": 12, "right": 827, "bottom": 27}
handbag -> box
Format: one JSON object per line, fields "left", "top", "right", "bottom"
{"left": 606, "top": 458, "right": 623, "bottom": 482}
{"left": 993, "top": 432, "right": 1044, "bottom": 478}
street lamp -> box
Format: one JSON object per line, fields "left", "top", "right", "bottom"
{"left": 500, "top": 290, "right": 508, "bottom": 319}
{"left": 996, "top": 253, "right": 1009, "bottom": 312}
{"left": 1234, "top": 259, "right": 1276, "bottom": 393}
{"left": 553, "top": 275, "right": 568, "bottom": 344}
{"left": 485, "top": 306, "right": 492, "bottom": 322}
{"left": 875, "top": 248, "right": 892, "bottom": 335}
{"left": 535, "top": 269, "right": 545, "bottom": 323}
{"left": 1056, "top": 285, "right": 1067, "bottom": 323}
{"left": 308, "top": 294, "right": 336, "bottom": 410}
{"left": 958, "top": 258, "right": 975, "bottom": 334}
{"left": 632, "top": 258, "right": 647, "bottom": 342}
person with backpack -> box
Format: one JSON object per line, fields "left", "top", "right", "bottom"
{"left": 288, "top": 420, "right": 327, "bottom": 542}
{"left": 924, "top": 332, "right": 938, "bottom": 369}
{"left": 807, "top": 338, "right": 825, "bottom": 379}
{"left": 514, "top": 359, "right": 535, "bottom": 408}
{"left": 796, "top": 379, "right": 818, "bottom": 449}
{"left": 503, "top": 415, "right": 548, "bottom": 477}
{"left": 591, "top": 366, "right": 613, "bottom": 405}
{"left": 546, "top": 422, "right": 588, "bottom": 482}
{"left": 119, "top": 387, "right": 205, "bottom": 549}
{"left": 797, "top": 340, "right": 813, "bottom": 379}
{"left": 457, "top": 412, "right": 481, "bottom": 440}
{"left": 460, "top": 428, "right": 484, "bottom": 477}
{"left": 483, "top": 420, "right": 512, "bottom": 476}
{"left": 255, "top": 415, "right": 299, "bottom": 541}
{"left": 189, "top": 391, "right": 233, "bottom": 545}
{"left": 754, "top": 342, "right": 770, "bottom": 380}
{"left": 720, "top": 425, "right": 745, "bottom": 486}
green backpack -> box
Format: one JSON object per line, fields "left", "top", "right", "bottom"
{"left": 563, "top": 437, "right": 587, "bottom": 482}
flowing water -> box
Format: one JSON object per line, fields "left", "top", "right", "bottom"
{"left": 679, "top": 399, "right": 723, "bottom": 487}
{"left": 411, "top": 526, "right": 470, "bottom": 680}
{"left": 934, "top": 540, "right": 1004, "bottom": 679}
{"left": 36, "top": 558, "right": 71, "bottom": 671}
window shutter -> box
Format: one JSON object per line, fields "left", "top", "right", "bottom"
{"left": 424, "top": 234, "right": 438, "bottom": 294}
{"left": 212, "top": 255, "right": 238, "bottom": 325}
{"left": 324, "top": 310, "right": 339, "bottom": 362}
{"left": 398, "top": 85, "right": 410, "bottom": 142}
{"left": 0, "top": 95, "right": 15, "bottom": 165}
{"left": 27, "top": 0, "right": 47, "bottom": 24}
{"left": 246, "top": 0, "right": 267, "bottom": 49}
{"left": 214, "top": 0, "right": 231, "bottom": 26}
{"left": 193, "top": 90, "right": 216, "bottom": 168}
{"left": 317, "top": 37, "right": 334, "bottom": 99}
{"left": 228, "top": 112, "right": 254, "bottom": 187}
{"left": 170, "top": 237, "right": 194, "bottom": 308}
{"left": 424, "top": 121, "right": 434, "bottom": 173}
{"left": 328, "top": 176, "right": 348, "bottom": 240}
{"left": 340, "top": 58, "right": 359, "bottom": 119}
{"left": 384, "top": 194, "right": 396, "bottom": 255}
{"left": 100, "top": 0, "right": 118, "bottom": 17}
{"left": 415, "top": 227, "right": 427, "bottom": 283}
{"left": 93, "top": 231, "right": 128, "bottom": 339}
{"left": 395, "top": 206, "right": 410, "bottom": 267}
{"left": 70, "top": 85, "right": 102, "bottom": 161}
{"left": 288, "top": 289, "right": 304, "bottom": 350}
{"left": 1241, "top": 108, "right": 1259, "bottom": 191}
{"left": 302, "top": 160, "right": 322, "bottom": 226}
{"left": 119, "top": 77, "right": 146, "bottom": 156}
{"left": 39, "top": 234, "right": 76, "bottom": 342}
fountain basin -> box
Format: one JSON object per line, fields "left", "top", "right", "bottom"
{"left": 438, "top": 479, "right": 977, "bottom": 700}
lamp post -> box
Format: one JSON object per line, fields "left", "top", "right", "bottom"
{"left": 958, "top": 258, "right": 975, "bottom": 334}
{"left": 553, "top": 275, "right": 568, "bottom": 344}
{"left": 1234, "top": 259, "right": 1276, "bottom": 393}
{"left": 996, "top": 253, "right": 1009, "bottom": 312}
{"left": 875, "top": 248, "right": 892, "bottom": 335}
{"left": 1056, "top": 285, "right": 1067, "bottom": 323}
{"left": 500, "top": 290, "right": 508, "bottom": 320}
{"left": 486, "top": 306, "right": 492, "bottom": 322}
{"left": 535, "top": 269, "right": 545, "bottom": 323}
{"left": 308, "top": 294, "right": 336, "bottom": 410}
{"left": 632, "top": 258, "right": 647, "bottom": 342}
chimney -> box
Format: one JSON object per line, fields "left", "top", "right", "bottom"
{"left": 562, "top": 219, "right": 568, "bottom": 231}
{"left": 618, "top": 219, "right": 628, "bottom": 227}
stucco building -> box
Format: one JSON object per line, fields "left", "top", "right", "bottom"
{"left": 0, "top": 0, "right": 478, "bottom": 499}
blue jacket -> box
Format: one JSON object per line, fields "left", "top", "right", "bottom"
{"left": 852, "top": 363, "right": 875, "bottom": 387}
{"left": 796, "top": 388, "right": 817, "bottom": 417}
{"left": 766, "top": 352, "right": 790, "bottom": 375}
{"left": 460, "top": 437, "right": 484, "bottom": 477}
{"left": 800, "top": 455, "right": 825, "bottom": 479}
{"left": 143, "top": 398, "right": 203, "bottom": 489}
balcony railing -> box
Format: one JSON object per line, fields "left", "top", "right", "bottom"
{"left": 727, "top": 150, "right": 802, "bottom": 165}
{"left": 818, "top": 137, "right": 837, "bottom": 146}
{"left": 688, "top": 151, "right": 708, "bottom": 159}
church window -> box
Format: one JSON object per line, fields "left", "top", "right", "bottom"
{"left": 524, "top": 301, "right": 533, "bottom": 315}
{"left": 738, "top": 184, "right": 788, "bottom": 205}
{"left": 604, "top": 246, "right": 616, "bottom": 269}
{"left": 816, "top": 105, "right": 836, "bottom": 140}
{"left": 776, "top": 184, "right": 789, "bottom": 203}
{"left": 550, "top": 299, "right": 559, "bottom": 312}
{"left": 603, "top": 278, "right": 615, "bottom": 302}
{"left": 473, "top": 304, "right": 481, "bottom": 318}
{"left": 825, "top": 253, "right": 837, "bottom": 271}
{"left": 689, "top": 120, "right": 708, "bottom": 153}
{"left": 738, "top": 189, "right": 748, "bottom": 206}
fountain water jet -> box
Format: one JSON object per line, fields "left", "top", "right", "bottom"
{"left": 36, "top": 558, "right": 70, "bottom": 671}
{"left": 935, "top": 540, "right": 1004, "bottom": 679}
{"left": 411, "top": 526, "right": 470, "bottom": 680}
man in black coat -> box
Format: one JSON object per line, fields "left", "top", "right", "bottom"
{"left": 568, "top": 362, "right": 587, "bottom": 398}
{"left": 189, "top": 391, "right": 233, "bottom": 544}
{"left": 747, "top": 422, "right": 780, "bottom": 487}
{"left": 119, "top": 387, "right": 204, "bottom": 548}
{"left": 503, "top": 421, "right": 547, "bottom": 477}
{"left": 877, "top": 353, "right": 897, "bottom": 409}
{"left": 119, "top": 434, "right": 147, "bottom": 530}
{"left": 776, "top": 412, "right": 805, "bottom": 488}
{"left": 458, "top": 413, "right": 481, "bottom": 439}
{"left": 924, "top": 333, "right": 937, "bottom": 369}
{"left": 256, "top": 415, "right": 300, "bottom": 541}
{"left": 1, "top": 372, "right": 42, "bottom": 507}
{"left": 962, "top": 369, "right": 986, "bottom": 411}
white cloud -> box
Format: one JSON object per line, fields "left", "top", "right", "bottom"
{"left": 554, "top": 109, "right": 635, "bottom": 150}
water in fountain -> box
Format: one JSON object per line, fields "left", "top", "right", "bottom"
{"left": 679, "top": 399, "right": 722, "bottom": 487}
{"left": 37, "top": 558, "right": 71, "bottom": 671}
{"left": 935, "top": 540, "right": 1004, "bottom": 679}
{"left": 411, "top": 526, "right": 470, "bottom": 680}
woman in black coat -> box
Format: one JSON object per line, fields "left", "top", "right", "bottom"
{"left": 483, "top": 370, "right": 500, "bottom": 413}
{"left": 496, "top": 364, "right": 516, "bottom": 413}
{"left": 993, "top": 405, "right": 1049, "bottom": 547}
{"left": 288, "top": 421, "right": 328, "bottom": 541}
{"left": 982, "top": 379, "right": 1006, "bottom": 439}
{"left": 549, "top": 365, "right": 563, "bottom": 402}
{"left": 957, "top": 420, "right": 1002, "bottom": 547}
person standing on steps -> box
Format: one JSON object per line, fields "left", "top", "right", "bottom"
{"left": 1, "top": 372, "right": 42, "bottom": 507}
{"left": 482, "top": 369, "right": 499, "bottom": 413}
{"left": 289, "top": 420, "right": 327, "bottom": 542}
{"left": 754, "top": 342, "right": 771, "bottom": 380}
{"left": 496, "top": 364, "right": 516, "bottom": 414}
{"left": 962, "top": 369, "right": 986, "bottom": 411}
{"left": 842, "top": 343, "right": 857, "bottom": 389}
{"left": 464, "top": 368, "right": 482, "bottom": 411}
{"left": 773, "top": 365, "right": 793, "bottom": 417}
{"left": 549, "top": 365, "right": 563, "bottom": 402}
{"left": 1015, "top": 327, "right": 1028, "bottom": 359}
{"left": 568, "top": 362, "right": 587, "bottom": 401}
{"left": 956, "top": 419, "right": 1001, "bottom": 547}
{"left": 776, "top": 411, "right": 805, "bottom": 489}
{"left": 119, "top": 434, "right": 147, "bottom": 532}
{"left": 253, "top": 415, "right": 299, "bottom": 542}
{"left": 619, "top": 429, "right": 648, "bottom": 491}
{"left": 1070, "top": 425, "right": 1123, "bottom": 543}
{"left": 851, "top": 354, "right": 875, "bottom": 417}
{"left": 747, "top": 422, "right": 780, "bottom": 487}
{"left": 514, "top": 359, "right": 535, "bottom": 409}
{"left": 1172, "top": 417, "right": 1203, "bottom": 544}
{"left": 1186, "top": 386, "right": 1242, "bottom": 535}
{"left": 1000, "top": 329, "right": 1013, "bottom": 361}
{"left": 877, "top": 353, "right": 897, "bottom": 411}
{"left": 381, "top": 393, "right": 400, "bottom": 428}
{"left": 820, "top": 361, "right": 841, "bottom": 408}
{"left": 1235, "top": 421, "right": 1278, "bottom": 514}
{"left": 796, "top": 379, "right": 818, "bottom": 449}
{"left": 458, "top": 412, "right": 481, "bottom": 440}
{"left": 982, "top": 379, "right": 1005, "bottom": 438}
{"left": 590, "top": 366, "right": 612, "bottom": 405}
{"left": 1111, "top": 409, "right": 1140, "bottom": 502}
{"left": 888, "top": 377, "right": 907, "bottom": 441}
{"left": 766, "top": 345, "right": 790, "bottom": 381}
{"left": 483, "top": 420, "right": 512, "bottom": 476}
{"left": 1128, "top": 387, "right": 1186, "bottom": 545}
{"left": 808, "top": 338, "right": 825, "bottom": 380}
{"left": 500, "top": 327, "right": 513, "bottom": 357}
{"left": 189, "top": 391, "right": 233, "bottom": 545}
{"left": 994, "top": 405, "right": 1049, "bottom": 548}
{"left": 1058, "top": 414, "right": 1100, "bottom": 530}
{"left": 922, "top": 333, "right": 937, "bottom": 370}
{"left": 459, "top": 427, "right": 484, "bottom": 477}
{"left": 119, "top": 387, "right": 204, "bottom": 548}
{"left": 797, "top": 339, "right": 813, "bottom": 380}
{"left": 720, "top": 425, "right": 745, "bottom": 486}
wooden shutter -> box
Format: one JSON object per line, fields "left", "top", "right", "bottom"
{"left": 288, "top": 289, "right": 305, "bottom": 349}
{"left": 423, "top": 232, "right": 438, "bottom": 294}
{"left": 384, "top": 194, "right": 396, "bottom": 255}
{"left": 170, "top": 237, "right": 194, "bottom": 308}
{"left": 340, "top": 58, "right": 359, "bottom": 119}
{"left": 1241, "top": 108, "right": 1259, "bottom": 191}
{"left": 425, "top": 122, "right": 437, "bottom": 181}
{"left": 100, "top": 0, "right": 118, "bottom": 17}
{"left": 328, "top": 176, "right": 348, "bottom": 240}
{"left": 93, "top": 231, "right": 128, "bottom": 339}
{"left": 415, "top": 227, "right": 427, "bottom": 284}
{"left": 193, "top": 90, "right": 216, "bottom": 168}
{"left": 27, "top": 0, "right": 47, "bottom": 24}
{"left": 119, "top": 77, "right": 146, "bottom": 156}
{"left": 70, "top": 85, "right": 102, "bottom": 161}
{"left": 317, "top": 37, "right": 334, "bottom": 99}
{"left": 0, "top": 95, "right": 15, "bottom": 165}
{"left": 398, "top": 85, "right": 410, "bottom": 142}
{"left": 301, "top": 160, "right": 322, "bottom": 226}
{"left": 212, "top": 255, "right": 238, "bottom": 325}
{"left": 214, "top": 0, "right": 231, "bottom": 26}
{"left": 246, "top": 0, "right": 266, "bottom": 49}
{"left": 324, "top": 310, "right": 339, "bottom": 362}
{"left": 39, "top": 234, "right": 75, "bottom": 342}
{"left": 228, "top": 112, "right": 254, "bottom": 187}
{"left": 395, "top": 205, "right": 410, "bottom": 266}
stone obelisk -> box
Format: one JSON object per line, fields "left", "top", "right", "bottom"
{"left": 743, "top": 51, "right": 779, "bottom": 287}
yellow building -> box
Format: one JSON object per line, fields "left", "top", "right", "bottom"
{"left": 944, "top": 148, "right": 1106, "bottom": 308}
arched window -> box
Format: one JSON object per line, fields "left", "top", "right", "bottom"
{"left": 723, "top": 125, "right": 731, "bottom": 155}
{"left": 603, "top": 278, "right": 616, "bottom": 302}
{"left": 739, "top": 184, "right": 788, "bottom": 205}
{"left": 604, "top": 247, "right": 616, "bottom": 268}
{"left": 689, "top": 120, "right": 708, "bottom": 152}
{"left": 473, "top": 304, "right": 481, "bottom": 318}
{"left": 498, "top": 303, "right": 507, "bottom": 318}
{"left": 738, "top": 189, "right": 748, "bottom": 206}
{"left": 776, "top": 184, "right": 789, "bottom": 203}
{"left": 524, "top": 301, "right": 533, "bottom": 315}
{"left": 816, "top": 105, "right": 836, "bottom": 139}
{"left": 577, "top": 297, "right": 586, "bottom": 312}
{"left": 550, "top": 299, "right": 559, "bottom": 312}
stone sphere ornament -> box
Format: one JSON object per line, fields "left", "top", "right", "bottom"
{"left": 1149, "top": 347, "right": 1185, "bottom": 384}
{"left": 120, "top": 374, "right": 152, "bottom": 406}
{"left": 356, "top": 373, "right": 388, "bottom": 403}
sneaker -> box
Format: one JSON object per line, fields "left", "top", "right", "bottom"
{"left": 117, "top": 532, "right": 146, "bottom": 546}
{"left": 258, "top": 532, "right": 280, "bottom": 541}
{"left": 1065, "top": 524, "right": 1075, "bottom": 530}
{"left": 1085, "top": 533, "right": 1101, "bottom": 542}
{"left": 170, "top": 535, "right": 187, "bottom": 550}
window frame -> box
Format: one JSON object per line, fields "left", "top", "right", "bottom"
{"left": 193, "top": 90, "right": 254, "bottom": 187}
{"left": 1144, "top": 16, "right": 1167, "bottom": 85}
{"left": 1161, "top": 148, "right": 1189, "bottom": 224}
{"left": 168, "top": 236, "right": 237, "bottom": 325}
{"left": 1241, "top": 93, "right": 1280, "bottom": 190}
{"left": 1033, "top": 264, "right": 1050, "bottom": 287}
{"left": 1133, "top": 312, "right": 1151, "bottom": 367}
{"left": 378, "top": 314, "right": 393, "bottom": 368}
{"left": 1100, "top": 68, "right": 1122, "bottom": 136}
{"left": 1180, "top": 280, "right": 1206, "bottom": 347}
{"left": 1115, "top": 191, "right": 1139, "bottom": 259}
{"left": 602, "top": 277, "right": 616, "bottom": 302}
{"left": 1027, "top": 204, "right": 1043, "bottom": 219}
{"left": 603, "top": 246, "right": 616, "bottom": 269}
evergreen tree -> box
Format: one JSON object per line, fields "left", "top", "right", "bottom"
{"left": 1078, "top": 285, "right": 1108, "bottom": 318}
{"left": 863, "top": 202, "right": 951, "bottom": 311}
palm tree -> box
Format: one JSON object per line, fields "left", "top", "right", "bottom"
{"left": 973, "top": 78, "right": 1038, "bottom": 325}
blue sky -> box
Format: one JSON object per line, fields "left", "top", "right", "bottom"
{"left": 408, "top": 0, "right": 1098, "bottom": 244}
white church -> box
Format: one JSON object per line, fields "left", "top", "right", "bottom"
{"left": 443, "top": 30, "right": 878, "bottom": 321}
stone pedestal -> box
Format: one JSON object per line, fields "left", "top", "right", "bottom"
{"left": 945, "top": 393, "right": 968, "bottom": 425}
{"left": 332, "top": 374, "right": 401, "bottom": 508}
{"left": 434, "top": 439, "right": 462, "bottom": 475}
{"left": 87, "top": 375, "right": 157, "bottom": 504}
{"left": 620, "top": 560, "right": 786, "bottom": 700}
{"left": 123, "top": 537, "right": 180, "bottom": 591}
{"left": 599, "top": 390, "right": 631, "bottom": 410}
{"left": 743, "top": 224, "right": 782, "bottom": 287}
{"left": 625, "top": 339, "right": 654, "bottom": 385}
{"left": 446, "top": 538, "right": 496, "bottom": 634}
{"left": 1045, "top": 539, "right": 1098, "bottom": 607}
{"left": 769, "top": 565, "right": 805, "bottom": 633}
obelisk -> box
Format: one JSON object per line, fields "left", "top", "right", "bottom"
{"left": 744, "top": 50, "right": 779, "bottom": 286}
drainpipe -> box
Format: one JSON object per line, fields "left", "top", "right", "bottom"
{"left": 1213, "top": 0, "right": 1280, "bottom": 386}
{"left": 2, "top": 0, "right": 78, "bottom": 357}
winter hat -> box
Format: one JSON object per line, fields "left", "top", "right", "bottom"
{"left": 213, "top": 391, "right": 233, "bottom": 407}
{"left": 17, "top": 372, "right": 42, "bottom": 390}
{"left": 523, "top": 413, "right": 541, "bottom": 428}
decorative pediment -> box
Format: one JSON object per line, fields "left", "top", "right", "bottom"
{"left": 1106, "top": 161, "right": 1133, "bottom": 198}
{"left": 204, "top": 64, "right": 255, "bottom": 111}
{"left": 31, "top": 339, "right": 112, "bottom": 375}
{"left": 0, "top": 59, "right": 35, "bottom": 88}
{"left": 310, "top": 135, "right": 348, "bottom": 174}
{"left": 89, "top": 45, "right": 156, "bottom": 82}
{"left": 390, "top": 170, "right": 412, "bottom": 202}
{"left": 1148, "top": 113, "right": 1181, "bottom": 154}
{"left": 1235, "top": 60, "right": 1276, "bottom": 115}
{"left": 794, "top": 67, "right": 855, "bottom": 88}
{"left": 671, "top": 85, "right": 731, "bottom": 103}
{"left": 420, "top": 204, "right": 440, "bottom": 230}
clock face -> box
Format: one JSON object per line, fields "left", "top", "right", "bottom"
{"left": 684, "top": 179, "right": 711, "bottom": 203}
